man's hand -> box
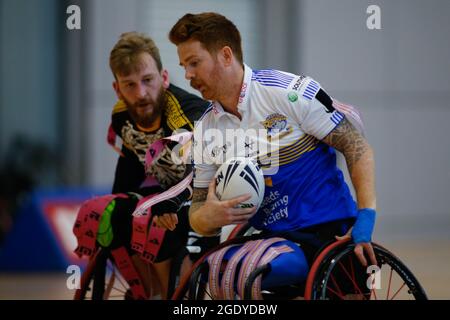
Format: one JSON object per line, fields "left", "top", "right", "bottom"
{"left": 335, "top": 228, "right": 377, "bottom": 267}
{"left": 335, "top": 208, "right": 378, "bottom": 267}
{"left": 190, "top": 179, "right": 257, "bottom": 236}
{"left": 151, "top": 196, "right": 185, "bottom": 231}
{"left": 153, "top": 213, "right": 178, "bottom": 231}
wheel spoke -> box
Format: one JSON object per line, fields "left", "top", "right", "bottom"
{"left": 108, "top": 294, "right": 127, "bottom": 298}
{"left": 386, "top": 267, "right": 394, "bottom": 300}
{"left": 204, "top": 283, "right": 213, "bottom": 300}
{"left": 329, "top": 274, "right": 344, "bottom": 297}
{"left": 108, "top": 263, "right": 128, "bottom": 291}
{"left": 337, "top": 261, "right": 364, "bottom": 296}
{"left": 110, "top": 287, "right": 128, "bottom": 295}
{"left": 348, "top": 254, "right": 366, "bottom": 299}
{"left": 390, "top": 282, "right": 406, "bottom": 300}
{"left": 103, "top": 270, "right": 116, "bottom": 299}
{"left": 326, "top": 285, "right": 345, "bottom": 300}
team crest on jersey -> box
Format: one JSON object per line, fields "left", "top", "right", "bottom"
{"left": 260, "top": 113, "right": 292, "bottom": 138}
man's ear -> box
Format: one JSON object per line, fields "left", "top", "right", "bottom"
{"left": 221, "top": 46, "right": 234, "bottom": 66}
{"left": 113, "top": 81, "right": 124, "bottom": 100}
{"left": 161, "top": 69, "right": 170, "bottom": 89}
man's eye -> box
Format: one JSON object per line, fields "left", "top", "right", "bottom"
{"left": 190, "top": 61, "right": 198, "bottom": 67}
{"left": 144, "top": 78, "right": 152, "bottom": 83}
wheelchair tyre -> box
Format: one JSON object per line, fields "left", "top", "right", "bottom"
{"left": 306, "top": 241, "right": 428, "bottom": 300}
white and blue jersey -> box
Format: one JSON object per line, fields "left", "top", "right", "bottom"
{"left": 193, "top": 64, "right": 357, "bottom": 232}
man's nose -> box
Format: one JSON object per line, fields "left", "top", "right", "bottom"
{"left": 136, "top": 84, "right": 146, "bottom": 99}
{"left": 185, "top": 68, "right": 194, "bottom": 80}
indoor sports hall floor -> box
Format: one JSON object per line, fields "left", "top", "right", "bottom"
{"left": 1, "top": 235, "right": 449, "bottom": 299}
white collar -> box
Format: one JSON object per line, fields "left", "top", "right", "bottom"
{"left": 212, "top": 63, "right": 253, "bottom": 119}
{"left": 237, "top": 64, "right": 253, "bottom": 113}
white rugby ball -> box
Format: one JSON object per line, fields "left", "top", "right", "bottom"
{"left": 214, "top": 157, "right": 265, "bottom": 210}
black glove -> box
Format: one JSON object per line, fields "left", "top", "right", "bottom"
{"left": 150, "top": 187, "right": 192, "bottom": 216}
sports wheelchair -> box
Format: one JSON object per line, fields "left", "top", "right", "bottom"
{"left": 171, "top": 224, "right": 428, "bottom": 300}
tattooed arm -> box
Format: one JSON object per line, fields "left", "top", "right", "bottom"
{"left": 189, "top": 181, "right": 257, "bottom": 236}
{"left": 322, "top": 118, "right": 376, "bottom": 210}
{"left": 189, "top": 187, "right": 215, "bottom": 235}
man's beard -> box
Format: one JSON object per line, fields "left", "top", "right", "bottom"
{"left": 190, "top": 61, "right": 222, "bottom": 101}
{"left": 124, "top": 86, "right": 166, "bottom": 128}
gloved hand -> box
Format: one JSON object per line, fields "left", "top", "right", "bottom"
{"left": 151, "top": 199, "right": 180, "bottom": 231}
{"left": 351, "top": 208, "right": 376, "bottom": 244}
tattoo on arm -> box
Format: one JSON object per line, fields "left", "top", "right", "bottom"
{"left": 322, "top": 118, "right": 369, "bottom": 173}
{"left": 190, "top": 187, "right": 208, "bottom": 214}
{"left": 189, "top": 187, "right": 219, "bottom": 235}
{"left": 192, "top": 188, "right": 208, "bottom": 203}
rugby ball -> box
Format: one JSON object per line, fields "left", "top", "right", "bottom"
{"left": 214, "top": 157, "right": 265, "bottom": 210}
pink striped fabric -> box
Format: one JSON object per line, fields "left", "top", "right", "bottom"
{"left": 332, "top": 99, "right": 366, "bottom": 136}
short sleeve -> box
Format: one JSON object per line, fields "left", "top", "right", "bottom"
{"left": 289, "top": 77, "right": 344, "bottom": 140}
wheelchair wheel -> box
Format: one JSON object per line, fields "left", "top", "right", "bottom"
{"left": 74, "top": 247, "right": 133, "bottom": 300}
{"left": 171, "top": 255, "right": 213, "bottom": 300}
{"left": 305, "top": 240, "right": 428, "bottom": 300}
{"left": 187, "top": 261, "right": 212, "bottom": 300}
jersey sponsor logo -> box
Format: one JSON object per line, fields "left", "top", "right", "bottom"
{"left": 287, "top": 91, "right": 298, "bottom": 102}
{"left": 259, "top": 191, "right": 289, "bottom": 227}
{"left": 291, "top": 75, "right": 306, "bottom": 92}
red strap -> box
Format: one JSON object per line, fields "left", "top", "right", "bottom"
{"left": 111, "top": 247, "right": 148, "bottom": 299}
{"left": 131, "top": 195, "right": 166, "bottom": 263}
{"left": 73, "top": 193, "right": 128, "bottom": 258}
